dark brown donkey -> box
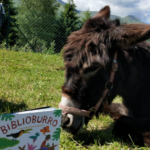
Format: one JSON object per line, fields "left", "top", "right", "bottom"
{"left": 59, "top": 5, "right": 150, "bottom": 146}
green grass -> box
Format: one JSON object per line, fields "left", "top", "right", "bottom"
{"left": 0, "top": 49, "right": 64, "bottom": 111}
{"left": 0, "top": 49, "right": 149, "bottom": 149}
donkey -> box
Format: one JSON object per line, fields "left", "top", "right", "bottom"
{"left": 59, "top": 5, "right": 150, "bottom": 146}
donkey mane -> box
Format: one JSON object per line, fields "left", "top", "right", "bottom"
{"left": 63, "top": 18, "right": 121, "bottom": 68}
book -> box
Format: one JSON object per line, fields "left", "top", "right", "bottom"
{"left": 0, "top": 107, "right": 62, "bottom": 150}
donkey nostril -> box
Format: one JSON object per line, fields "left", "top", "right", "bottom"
{"left": 64, "top": 118, "right": 70, "bottom": 126}
{"left": 61, "top": 114, "right": 70, "bottom": 127}
{"left": 61, "top": 114, "right": 74, "bottom": 128}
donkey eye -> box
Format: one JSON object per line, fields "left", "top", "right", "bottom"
{"left": 83, "top": 66, "right": 99, "bottom": 74}
{"left": 82, "top": 65, "right": 101, "bottom": 78}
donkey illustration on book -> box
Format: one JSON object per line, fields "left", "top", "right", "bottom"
{"left": 59, "top": 5, "right": 150, "bottom": 147}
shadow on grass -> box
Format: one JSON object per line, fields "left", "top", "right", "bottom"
{"left": 0, "top": 98, "right": 27, "bottom": 114}
{"left": 72, "top": 123, "right": 134, "bottom": 147}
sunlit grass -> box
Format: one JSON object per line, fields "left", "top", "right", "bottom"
{"left": 0, "top": 49, "right": 149, "bottom": 149}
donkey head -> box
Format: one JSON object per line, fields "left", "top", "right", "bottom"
{"left": 60, "top": 5, "right": 150, "bottom": 134}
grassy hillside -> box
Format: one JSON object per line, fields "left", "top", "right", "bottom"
{"left": 0, "top": 49, "right": 149, "bottom": 149}
{"left": 120, "top": 15, "right": 143, "bottom": 24}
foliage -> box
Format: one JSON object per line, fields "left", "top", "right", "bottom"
{"left": 13, "top": 43, "right": 32, "bottom": 52}
{"left": 60, "top": 0, "right": 78, "bottom": 20}
{"left": 46, "top": 143, "right": 50, "bottom": 148}
{"left": 47, "top": 41, "right": 55, "bottom": 54}
{"left": 12, "top": 39, "right": 51, "bottom": 53}
{"left": 81, "top": 8, "right": 92, "bottom": 25}
{"left": 16, "top": 0, "right": 60, "bottom": 52}
{"left": 0, "top": 0, "right": 18, "bottom": 46}
{"left": 54, "top": 0, "right": 82, "bottom": 52}
{"left": 42, "top": 41, "right": 55, "bottom": 54}
{"left": 0, "top": 114, "right": 15, "bottom": 121}
{"left": 29, "top": 132, "right": 40, "bottom": 142}
{"left": 52, "top": 128, "right": 61, "bottom": 141}
{"left": 0, "top": 41, "right": 6, "bottom": 48}
{"left": 53, "top": 109, "right": 62, "bottom": 117}
{"left": 0, "top": 138, "right": 19, "bottom": 149}
{"left": 11, "top": 44, "right": 17, "bottom": 51}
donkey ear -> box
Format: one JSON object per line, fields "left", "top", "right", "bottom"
{"left": 93, "top": 5, "right": 110, "bottom": 20}
{"left": 113, "top": 24, "right": 150, "bottom": 48}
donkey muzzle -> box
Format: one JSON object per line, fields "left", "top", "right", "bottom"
{"left": 61, "top": 113, "right": 84, "bottom": 134}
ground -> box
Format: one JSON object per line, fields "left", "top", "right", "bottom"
{"left": 0, "top": 49, "right": 149, "bottom": 150}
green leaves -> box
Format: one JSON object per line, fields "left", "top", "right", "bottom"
{"left": 16, "top": 0, "right": 60, "bottom": 52}
{"left": 81, "top": 9, "right": 92, "bottom": 25}
{"left": 53, "top": 109, "right": 62, "bottom": 117}
{"left": 54, "top": 0, "right": 82, "bottom": 52}
{"left": 46, "top": 143, "right": 50, "bottom": 148}
{"left": 35, "top": 132, "right": 40, "bottom": 137}
{"left": 0, "top": 114, "right": 15, "bottom": 121}
{"left": 0, "top": 0, "right": 18, "bottom": 46}
{"left": 52, "top": 128, "right": 61, "bottom": 141}
{"left": 29, "top": 132, "right": 40, "bottom": 140}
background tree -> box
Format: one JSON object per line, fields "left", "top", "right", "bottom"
{"left": 54, "top": 0, "right": 82, "bottom": 53}
{"left": 0, "top": 0, "right": 17, "bottom": 47}
{"left": 16, "top": 0, "right": 60, "bottom": 52}
{"left": 81, "top": 8, "right": 91, "bottom": 25}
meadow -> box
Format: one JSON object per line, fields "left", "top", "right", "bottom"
{"left": 0, "top": 49, "right": 149, "bottom": 150}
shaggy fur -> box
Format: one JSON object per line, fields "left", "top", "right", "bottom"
{"left": 62, "top": 5, "right": 150, "bottom": 146}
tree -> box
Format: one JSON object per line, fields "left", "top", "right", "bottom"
{"left": 54, "top": 0, "right": 82, "bottom": 53}
{"left": 0, "top": 0, "right": 17, "bottom": 47}
{"left": 16, "top": 0, "right": 60, "bottom": 52}
{"left": 81, "top": 8, "right": 91, "bottom": 25}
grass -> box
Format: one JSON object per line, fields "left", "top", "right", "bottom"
{"left": 0, "top": 49, "right": 149, "bottom": 150}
